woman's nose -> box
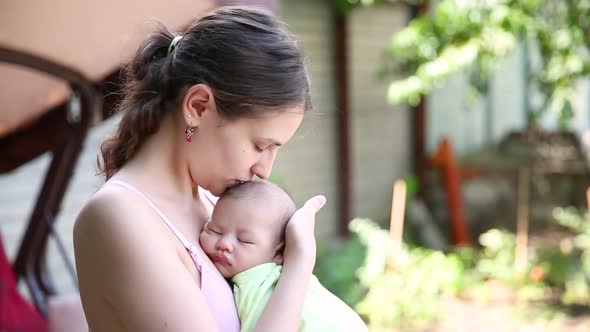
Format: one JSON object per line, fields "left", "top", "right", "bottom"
{"left": 252, "top": 150, "right": 276, "bottom": 180}
{"left": 216, "top": 237, "right": 233, "bottom": 252}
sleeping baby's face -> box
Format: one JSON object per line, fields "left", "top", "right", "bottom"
{"left": 199, "top": 196, "right": 285, "bottom": 278}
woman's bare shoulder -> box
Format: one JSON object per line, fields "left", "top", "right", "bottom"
{"left": 74, "top": 185, "right": 218, "bottom": 331}
{"left": 73, "top": 183, "right": 178, "bottom": 274}
{"left": 75, "top": 184, "right": 142, "bottom": 233}
{"left": 73, "top": 184, "right": 159, "bottom": 283}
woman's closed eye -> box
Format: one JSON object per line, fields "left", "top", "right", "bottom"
{"left": 254, "top": 143, "right": 270, "bottom": 152}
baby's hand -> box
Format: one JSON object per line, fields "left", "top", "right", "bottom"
{"left": 283, "top": 195, "right": 326, "bottom": 271}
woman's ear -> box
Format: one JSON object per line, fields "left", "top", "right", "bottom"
{"left": 272, "top": 241, "right": 285, "bottom": 265}
{"left": 182, "top": 84, "right": 215, "bottom": 126}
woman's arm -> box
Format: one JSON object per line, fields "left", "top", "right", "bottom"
{"left": 253, "top": 195, "right": 326, "bottom": 332}
{"left": 74, "top": 187, "right": 219, "bottom": 332}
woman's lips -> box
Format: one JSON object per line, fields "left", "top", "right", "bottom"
{"left": 211, "top": 253, "right": 232, "bottom": 266}
{"left": 227, "top": 180, "right": 249, "bottom": 191}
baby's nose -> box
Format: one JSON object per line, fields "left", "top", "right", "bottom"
{"left": 216, "top": 238, "right": 232, "bottom": 252}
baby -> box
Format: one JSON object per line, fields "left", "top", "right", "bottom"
{"left": 199, "top": 180, "right": 367, "bottom": 332}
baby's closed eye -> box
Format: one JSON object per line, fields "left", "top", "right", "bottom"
{"left": 207, "top": 226, "right": 222, "bottom": 235}
{"left": 238, "top": 238, "right": 255, "bottom": 244}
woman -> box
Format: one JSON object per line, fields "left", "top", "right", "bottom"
{"left": 73, "top": 6, "right": 325, "bottom": 332}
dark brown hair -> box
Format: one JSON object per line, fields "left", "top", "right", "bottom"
{"left": 98, "top": 6, "right": 312, "bottom": 179}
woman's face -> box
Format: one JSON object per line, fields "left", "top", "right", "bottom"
{"left": 189, "top": 106, "right": 304, "bottom": 197}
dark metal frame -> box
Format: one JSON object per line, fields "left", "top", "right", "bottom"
{"left": 410, "top": 2, "right": 429, "bottom": 199}
{"left": 0, "top": 47, "right": 98, "bottom": 316}
{"left": 334, "top": 11, "right": 352, "bottom": 236}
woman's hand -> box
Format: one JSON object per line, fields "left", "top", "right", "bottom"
{"left": 283, "top": 195, "right": 326, "bottom": 271}
{"left": 253, "top": 195, "right": 326, "bottom": 332}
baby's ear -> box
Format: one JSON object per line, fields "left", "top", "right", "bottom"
{"left": 272, "top": 241, "right": 285, "bottom": 265}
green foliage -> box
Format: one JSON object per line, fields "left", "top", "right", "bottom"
{"left": 540, "top": 207, "right": 590, "bottom": 305}
{"left": 471, "top": 229, "right": 554, "bottom": 308}
{"left": 404, "top": 175, "right": 420, "bottom": 200}
{"left": 267, "top": 172, "right": 288, "bottom": 189}
{"left": 317, "top": 213, "right": 590, "bottom": 328}
{"left": 553, "top": 207, "right": 590, "bottom": 235}
{"left": 475, "top": 228, "right": 519, "bottom": 283}
{"left": 349, "top": 218, "right": 466, "bottom": 329}
{"left": 375, "top": 0, "right": 590, "bottom": 128}
{"left": 314, "top": 234, "right": 368, "bottom": 307}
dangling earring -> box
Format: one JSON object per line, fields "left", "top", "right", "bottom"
{"left": 185, "top": 126, "right": 194, "bottom": 142}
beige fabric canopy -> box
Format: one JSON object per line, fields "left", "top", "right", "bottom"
{"left": 0, "top": 0, "right": 216, "bottom": 137}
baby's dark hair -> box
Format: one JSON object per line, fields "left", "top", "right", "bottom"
{"left": 221, "top": 180, "right": 296, "bottom": 240}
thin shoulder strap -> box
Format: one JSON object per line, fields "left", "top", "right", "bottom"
{"left": 109, "top": 180, "right": 193, "bottom": 249}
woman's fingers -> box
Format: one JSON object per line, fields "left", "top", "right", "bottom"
{"left": 284, "top": 195, "right": 326, "bottom": 263}
{"left": 301, "top": 195, "right": 326, "bottom": 215}
{"left": 287, "top": 195, "right": 326, "bottom": 231}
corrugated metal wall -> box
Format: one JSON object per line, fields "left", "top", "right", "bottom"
{"left": 273, "top": 0, "right": 340, "bottom": 237}
{"left": 349, "top": 3, "right": 412, "bottom": 224}
{"left": 275, "top": 0, "right": 413, "bottom": 229}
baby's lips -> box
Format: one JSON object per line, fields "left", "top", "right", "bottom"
{"left": 211, "top": 253, "right": 232, "bottom": 266}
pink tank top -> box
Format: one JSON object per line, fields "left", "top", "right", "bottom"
{"left": 110, "top": 180, "right": 240, "bottom": 332}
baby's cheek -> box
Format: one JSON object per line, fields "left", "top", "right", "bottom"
{"left": 199, "top": 233, "right": 212, "bottom": 251}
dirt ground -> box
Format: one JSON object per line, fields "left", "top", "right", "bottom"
{"left": 381, "top": 280, "right": 590, "bottom": 332}
{"left": 425, "top": 297, "right": 590, "bottom": 332}
{"left": 424, "top": 224, "right": 590, "bottom": 331}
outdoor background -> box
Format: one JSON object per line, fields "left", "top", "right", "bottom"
{"left": 2, "top": 0, "right": 590, "bottom": 331}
